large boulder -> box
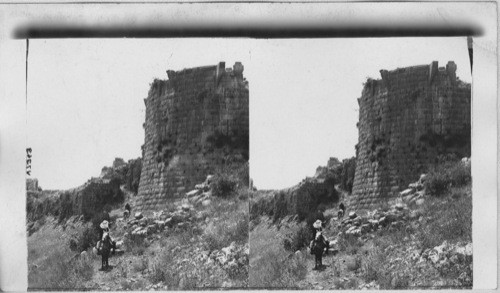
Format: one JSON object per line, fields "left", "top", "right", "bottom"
{"left": 138, "top": 217, "right": 148, "bottom": 227}
{"left": 190, "top": 195, "right": 201, "bottom": 203}
{"left": 154, "top": 220, "right": 166, "bottom": 230}
{"left": 131, "top": 227, "right": 147, "bottom": 237}
{"left": 172, "top": 210, "right": 190, "bottom": 222}
{"left": 186, "top": 189, "right": 201, "bottom": 197}
{"left": 409, "top": 182, "right": 424, "bottom": 191}
{"left": 452, "top": 242, "right": 473, "bottom": 263}
{"left": 394, "top": 203, "right": 406, "bottom": 211}
{"left": 408, "top": 191, "right": 424, "bottom": 203}
{"left": 205, "top": 175, "right": 214, "bottom": 185}
{"left": 115, "top": 240, "right": 124, "bottom": 248}
{"left": 345, "top": 226, "right": 361, "bottom": 236}
{"left": 378, "top": 216, "right": 389, "bottom": 227}
{"left": 399, "top": 188, "right": 414, "bottom": 197}
{"left": 165, "top": 217, "right": 179, "bottom": 228}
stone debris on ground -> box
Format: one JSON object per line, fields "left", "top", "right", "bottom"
{"left": 125, "top": 175, "right": 219, "bottom": 239}
{"left": 420, "top": 241, "right": 472, "bottom": 270}
{"left": 185, "top": 175, "right": 214, "bottom": 205}
{"left": 209, "top": 242, "right": 249, "bottom": 271}
{"left": 398, "top": 174, "right": 427, "bottom": 204}
{"left": 83, "top": 173, "right": 249, "bottom": 290}
{"left": 339, "top": 201, "right": 413, "bottom": 237}
{"left": 461, "top": 157, "right": 471, "bottom": 167}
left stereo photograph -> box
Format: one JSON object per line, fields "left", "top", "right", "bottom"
{"left": 25, "top": 39, "right": 250, "bottom": 290}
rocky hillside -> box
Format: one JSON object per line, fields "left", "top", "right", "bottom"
{"left": 250, "top": 157, "right": 472, "bottom": 289}
{"left": 26, "top": 158, "right": 141, "bottom": 236}
{"left": 28, "top": 164, "right": 249, "bottom": 290}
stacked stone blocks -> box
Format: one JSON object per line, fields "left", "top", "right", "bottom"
{"left": 351, "top": 61, "right": 471, "bottom": 209}
{"left": 137, "top": 62, "right": 249, "bottom": 211}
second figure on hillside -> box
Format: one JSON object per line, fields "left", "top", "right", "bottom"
{"left": 338, "top": 202, "right": 346, "bottom": 219}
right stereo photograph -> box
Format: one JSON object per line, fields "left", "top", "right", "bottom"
{"left": 249, "top": 37, "right": 472, "bottom": 290}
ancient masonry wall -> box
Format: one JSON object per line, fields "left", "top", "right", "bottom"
{"left": 136, "top": 62, "right": 249, "bottom": 211}
{"left": 351, "top": 61, "right": 471, "bottom": 209}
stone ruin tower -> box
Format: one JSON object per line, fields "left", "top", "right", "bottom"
{"left": 136, "top": 62, "right": 249, "bottom": 211}
{"left": 351, "top": 61, "right": 471, "bottom": 209}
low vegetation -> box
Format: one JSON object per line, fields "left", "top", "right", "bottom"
{"left": 28, "top": 219, "right": 95, "bottom": 290}
{"left": 282, "top": 223, "right": 312, "bottom": 252}
{"left": 417, "top": 187, "right": 472, "bottom": 249}
{"left": 249, "top": 217, "right": 308, "bottom": 288}
{"left": 212, "top": 161, "right": 249, "bottom": 198}
{"left": 145, "top": 185, "right": 249, "bottom": 289}
{"left": 249, "top": 156, "right": 472, "bottom": 289}
{"left": 424, "top": 155, "right": 471, "bottom": 197}
{"left": 28, "top": 153, "right": 471, "bottom": 290}
{"left": 28, "top": 158, "right": 250, "bottom": 290}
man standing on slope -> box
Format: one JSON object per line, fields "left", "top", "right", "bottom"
{"left": 310, "top": 220, "right": 329, "bottom": 270}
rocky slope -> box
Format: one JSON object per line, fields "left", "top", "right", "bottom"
{"left": 26, "top": 158, "right": 141, "bottom": 236}
{"left": 28, "top": 174, "right": 249, "bottom": 290}
{"left": 250, "top": 158, "right": 472, "bottom": 289}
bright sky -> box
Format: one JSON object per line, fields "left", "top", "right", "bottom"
{"left": 250, "top": 37, "right": 471, "bottom": 189}
{"left": 27, "top": 39, "right": 253, "bottom": 189}
{"left": 27, "top": 38, "right": 471, "bottom": 190}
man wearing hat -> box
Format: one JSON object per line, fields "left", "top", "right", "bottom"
{"left": 99, "top": 220, "right": 109, "bottom": 239}
{"left": 313, "top": 219, "right": 329, "bottom": 252}
{"left": 98, "top": 220, "right": 116, "bottom": 254}
{"left": 310, "top": 219, "right": 329, "bottom": 270}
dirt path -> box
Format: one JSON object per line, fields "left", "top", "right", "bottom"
{"left": 298, "top": 246, "right": 367, "bottom": 290}
{"left": 82, "top": 251, "right": 128, "bottom": 290}
{"left": 297, "top": 210, "right": 373, "bottom": 290}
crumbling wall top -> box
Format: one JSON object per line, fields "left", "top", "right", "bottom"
{"left": 362, "top": 61, "right": 463, "bottom": 95}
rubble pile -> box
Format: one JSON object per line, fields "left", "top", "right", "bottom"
{"left": 207, "top": 242, "right": 249, "bottom": 275}
{"left": 116, "top": 174, "right": 249, "bottom": 280}
{"left": 398, "top": 174, "right": 427, "bottom": 205}
{"left": 419, "top": 241, "right": 472, "bottom": 284}
{"left": 337, "top": 202, "right": 414, "bottom": 237}
{"left": 186, "top": 175, "right": 214, "bottom": 206}
{"left": 120, "top": 175, "right": 214, "bottom": 239}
